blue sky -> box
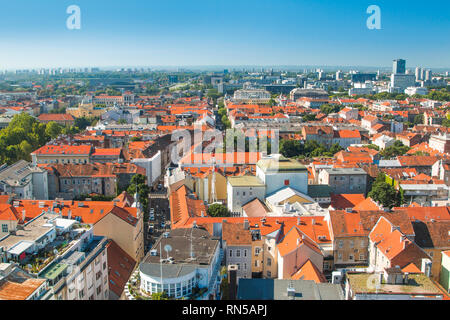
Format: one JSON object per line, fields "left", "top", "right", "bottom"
{"left": 0, "top": 0, "right": 449, "bottom": 69}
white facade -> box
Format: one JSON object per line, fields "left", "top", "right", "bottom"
{"left": 405, "top": 86, "right": 428, "bottom": 96}
{"left": 373, "top": 135, "right": 395, "bottom": 150}
{"left": 256, "top": 161, "right": 308, "bottom": 196}
{"left": 227, "top": 181, "right": 265, "bottom": 214}
{"left": 131, "top": 151, "right": 161, "bottom": 186}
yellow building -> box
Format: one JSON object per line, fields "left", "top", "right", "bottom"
{"left": 66, "top": 103, "right": 108, "bottom": 118}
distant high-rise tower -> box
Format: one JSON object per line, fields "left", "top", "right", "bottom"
{"left": 415, "top": 67, "right": 422, "bottom": 81}
{"left": 336, "top": 70, "right": 342, "bottom": 80}
{"left": 393, "top": 59, "right": 406, "bottom": 74}
{"left": 425, "top": 69, "right": 432, "bottom": 81}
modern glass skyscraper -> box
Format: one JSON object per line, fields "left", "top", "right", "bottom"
{"left": 393, "top": 59, "right": 406, "bottom": 74}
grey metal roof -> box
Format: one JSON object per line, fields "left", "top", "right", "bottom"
{"left": 139, "top": 263, "right": 196, "bottom": 279}
{"left": 237, "top": 279, "right": 344, "bottom": 300}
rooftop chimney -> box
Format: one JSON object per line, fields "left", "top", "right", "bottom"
{"left": 227, "top": 265, "right": 238, "bottom": 300}
{"left": 243, "top": 219, "right": 249, "bottom": 230}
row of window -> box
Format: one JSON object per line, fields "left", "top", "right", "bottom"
{"left": 40, "top": 158, "right": 88, "bottom": 164}
{"left": 337, "top": 239, "right": 366, "bottom": 249}
{"left": 337, "top": 252, "right": 365, "bottom": 261}
{"left": 229, "top": 249, "right": 248, "bottom": 258}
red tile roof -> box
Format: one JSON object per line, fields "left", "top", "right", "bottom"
{"left": 32, "top": 145, "right": 92, "bottom": 155}
{"left": 106, "top": 240, "right": 136, "bottom": 298}
{"left": 291, "top": 259, "right": 327, "bottom": 283}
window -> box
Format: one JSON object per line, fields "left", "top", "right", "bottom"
{"left": 97, "top": 286, "right": 102, "bottom": 295}
{"left": 244, "top": 249, "right": 247, "bottom": 257}
{"left": 229, "top": 250, "right": 232, "bottom": 258}
{"left": 267, "top": 258, "right": 271, "bottom": 266}
{"left": 255, "top": 247, "right": 260, "bottom": 256}
{"left": 103, "top": 262, "right": 106, "bottom": 270}
{"left": 242, "top": 192, "right": 246, "bottom": 196}
{"left": 349, "top": 254, "right": 354, "bottom": 261}
{"left": 359, "top": 254, "right": 365, "bottom": 260}
{"left": 237, "top": 263, "right": 240, "bottom": 270}
{"left": 267, "top": 271, "right": 271, "bottom": 277}
{"left": 244, "top": 263, "right": 247, "bottom": 270}
{"left": 236, "top": 250, "right": 240, "bottom": 257}
{"left": 338, "top": 252, "right": 343, "bottom": 261}
{"left": 338, "top": 240, "right": 344, "bottom": 248}
{"left": 350, "top": 240, "right": 354, "bottom": 248}
{"left": 1, "top": 224, "right": 8, "bottom": 233}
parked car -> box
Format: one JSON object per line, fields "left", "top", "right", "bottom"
{"left": 149, "top": 213, "right": 155, "bottom": 221}
{"left": 160, "top": 221, "right": 165, "bottom": 228}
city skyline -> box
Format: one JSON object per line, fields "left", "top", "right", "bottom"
{"left": 0, "top": 0, "right": 449, "bottom": 69}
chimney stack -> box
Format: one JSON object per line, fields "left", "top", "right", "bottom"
{"left": 243, "top": 219, "right": 249, "bottom": 230}
{"left": 227, "top": 265, "right": 238, "bottom": 300}
{"left": 21, "top": 210, "right": 26, "bottom": 222}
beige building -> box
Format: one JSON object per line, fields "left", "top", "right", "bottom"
{"left": 93, "top": 206, "right": 144, "bottom": 262}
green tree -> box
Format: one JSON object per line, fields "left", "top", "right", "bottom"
{"left": 151, "top": 292, "right": 169, "bottom": 300}
{"left": 127, "top": 174, "right": 150, "bottom": 219}
{"left": 320, "top": 104, "right": 342, "bottom": 115}
{"left": 207, "top": 204, "right": 231, "bottom": 217}
{"left": 280, "top": 139, "right": 303, "bottom": 158}
{"left": 413, "top": 114, "right": 424, "bottom": 125}
{"left": 380, "top": 140, "right": 410, "bottom": 158}
{"left": 302, "top": 114, "right": 316, "bottom": 122}
{"left": 45, "top": 121, "right": 63, "bottom": 139}
{"left": 368, "top": 173, "right": 403, "bottom": 209}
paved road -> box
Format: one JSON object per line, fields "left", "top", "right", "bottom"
{"left": 143, "top": 185, "right": 170, "bottom": 254}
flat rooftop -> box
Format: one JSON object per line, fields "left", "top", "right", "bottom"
{"left": 228, "top": 175, "right": 264, "bottom": 187}
{"left": 347, "top": 272, "right": 442, "bottom": 295}
{"left": 0, "top": 213, "right": 61, "bottom": 253}
{"left": 257, "top": 157, "right": 307, "bottom": 173}
{"left": 324, "top": 168, "right": 367, "bottom": 175}
{"left": 143, "top": 228, "right": 219, "bottom": 267}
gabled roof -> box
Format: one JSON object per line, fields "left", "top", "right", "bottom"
{"left": 369, "top": 216, "right": 429, "bottom": 269}
{"left": 401, "top": 262, "right": 422, "bottom": 274}
{"left": 266, "top": 187, "right": 314, "bottom": 205}
{"left": 277, "top": 226, "right": 323, "bottom": 257}
{"left": 411, "top": 220, "right": 450, "bottom": 249}
{"left": 222, "top": 222, "right": 252, "bottom": 246}
{"left": 397, "top": 156, "right": 439, "bottom": 167}
{"left": 353, "top": 197, "right": 381, "bottom": 211}
{"left": 32, "top": 145, "right": 92, "bottom": 156}
{"left": 291, "top": 259, "right": 327, "bottom": 283}
{"left": 242, "top": 198, "right": 271, "bottom": 217}
{"left": 330, "top": 194, "right": 365, "bottom": 210}
{"left": 106, "top": 240, "right": 136, "bottom": 298}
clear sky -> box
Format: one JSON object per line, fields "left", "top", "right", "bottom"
{"left": 0, "top": 0, "right": 449, "bottom": 69}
